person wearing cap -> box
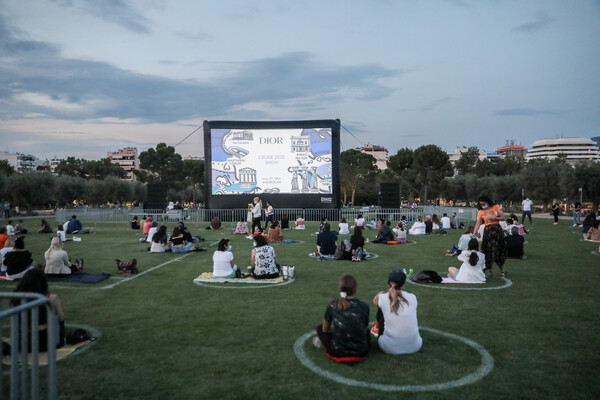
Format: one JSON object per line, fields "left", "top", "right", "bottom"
{"left": 372, "top": 270, "right": 422, "bottom": 355}
{"left": 313, "top": 275, "right": 370, "bottom": 358}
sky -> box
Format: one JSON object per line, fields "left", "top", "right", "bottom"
{"left": 1, "top": 0, "right": 599, "bottom": 161}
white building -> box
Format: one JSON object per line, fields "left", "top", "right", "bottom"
{"left": 446, "top": 146, "right": 488, "bottom": 165}
{"left": 107, "top": 147, "right": 139, "bottom": 181}
{"left": 526, "top": 138, "right": 600, "bottom": 164}
{"left": 0, "top": 151, "right": 38, "bottom": 173}
{"left": 359, "top": 144, "right": 388, "bottom": 170}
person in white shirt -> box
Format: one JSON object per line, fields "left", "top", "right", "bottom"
{"left": 6, "top": 221, "right": 15, "bottom": 236}
{"left": 265, "top": 201, "right": 274, "bottom": 231}
{"left": 212, "top": 239, "right": 240, "bottom": 278}
{"left": 408, "top": 217, "right": 426, "bottom": 235}
{"left": 338, "top": 218, "right": 350, "bottom": 235}
{"left": 354, "top": 214, "right": 365, "bottom": 229}
{"left": 441, "top": 213, "right": 451, "bottom": 229}
{"left": 521, "top": 197, "right": 533, "bottom": 224}
{"left": 251, "top": 197, "right": 263, "bottom": 234}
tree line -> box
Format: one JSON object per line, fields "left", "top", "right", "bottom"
{"left": 1, "top": 143, "right": 598, "bottom": 212}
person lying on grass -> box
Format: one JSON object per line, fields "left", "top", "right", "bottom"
{"left": 313, "top": 274, "right": 370, "bottom": 358}
{"left": 447, "top": 238, "right": 486, "bottom": 283}
{"left": 372, "top": 270, "right": 422, "bottom": 355}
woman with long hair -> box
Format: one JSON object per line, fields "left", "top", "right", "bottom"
{"left": 313, "top": 275, "right": 370, "bottom": 358}
{"left": 150, "top": 225, "right": 169, "bottom": 253}
{"left": 473, "top": 194, "right": 507, "bottom": 277}
{"left": 249, "top": 234, "right": 279, "bottom": 279}
{"left": 44, "top": 236, "right": 74, "bottom": 275}
{"left": 372, "top": 270, "right": 422, "bottom": 355}
{"left": 212, "top": 238, "right": 240, "bottom": 278}
{"left": 350, "top": 227, "right": 366, "bottom": 261}
{"left": 448, "top": 238, "right": 486, "bottom": 283}
{"left": 170, "top": 226, "right": 194, "bottom": 253}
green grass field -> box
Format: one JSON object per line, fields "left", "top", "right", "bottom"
{"left": 2, "top": 218, "right": 599, "bottom": 400}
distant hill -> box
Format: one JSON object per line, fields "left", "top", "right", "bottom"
{"left": 591, "top": 136, "right": 600, "bottom": 145}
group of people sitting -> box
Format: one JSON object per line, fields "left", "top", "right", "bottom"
{"left": 313, "top": 270, "right": 422, "bottom": 360}
{"left": 211, "top": 234, "right": 282, "bottom": 280}
{"left": 140, "top": 218, "right": 203, "bottom": 253}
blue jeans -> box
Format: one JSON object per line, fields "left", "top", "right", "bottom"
{"left": 172, "top": 242, "right": 193, "bottom": 253}
{"left": 573, "top": 211, "right": 581, "bottom": 225}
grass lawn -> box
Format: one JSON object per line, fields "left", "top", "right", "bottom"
{"left": 2, "top": 218, "right": 599, "bottom": 399}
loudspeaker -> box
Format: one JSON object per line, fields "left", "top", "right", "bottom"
{"left": 146, "top": 184, "right": 167, "bottom": 210}
{"left": 379, "top": 183, "right": 400, "bottom": 208}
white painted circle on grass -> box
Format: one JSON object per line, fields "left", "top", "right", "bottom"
{"left": 407, "top": 277, "right": 512, "bottom": 291}
{"left": 293, "top": 326, "right": 493, "bottom": 391}
{"left": 193, "top": 278, "right": 296, "bottom": 289}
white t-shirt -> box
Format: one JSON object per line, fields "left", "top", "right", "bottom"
{"left": 213, "top": 250, "right": 234, "bottom": 277}
{"left": 267, "top": 205, "right": 273, "bottom": 216}
{"left": 338, "top": 222, "right": 350, "bottom": 235}
{"left": 146, "top": 226, "right": 158, "bottom": 243}
{"left": 522, "top": 199, "right": 533, "bottom": 211}
{"left": 441, "top": 216, "right": 451, "bottom": 229}
{"left": 377, "top": 291, "right": 422, "bottom": 355}
{"left": 252, "top": 202, "right": 262, "bottom": 218}
{"left": 409, "top": 221, "right": 426, "bottom": 235}
{"left": 455, "top": 250, "right": 487, "bottom": 283}
{"left": 354, "top": 217, "right": 365, "bottom": 228}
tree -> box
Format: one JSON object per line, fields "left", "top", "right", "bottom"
{"left": 7, "top": 173, "right": 55, "bottom": 209}
{"left": 412, "top": 145, "right": 453, "bottom": 203}
{"left": 454, "top": 147, "right": 480, "bottom": 176}
{"left": 574, "top": 162, "right": 600, "bottom": 211}
{"left": 517, "top": 158, "right": 571, "bottom": 211}
{"left": 0, "top": 160, "right": 15, "bottom": 176}
{"left": 340, "top": 149, "right": 379, "bottom": 206}
{"left": 55, "top": 157, "right": 126, "bottom": 179}
{"left": 136, "top": 143, "right": 186, "bottom": 190}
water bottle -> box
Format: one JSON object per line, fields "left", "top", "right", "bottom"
{"left": 402, "top": 268, "right": 407, "bottom": 276}
{"left": 408, "top": 268, "right": 414, "bottom": 278}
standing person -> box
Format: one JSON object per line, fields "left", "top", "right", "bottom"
{"left": 265, "top": 201, "right": 274, "bottom": 231}
{"left": 551, "top": 199, "right": 560, "bottom": 225}
{"left": 521, "top": 196, "right": 533, "bottom": 225}
{"left": 313, "top": 275, "right": 370, "bottom": 359}
{"left": 212, "top": 239, "right": 240, "bottom": 278}
{"left": 573, "top": 201, "right": 582, "bottom": 227}
{"left": 371, "top": 270, "right": 422, "bottom": 355}
{"left": 251, "top": 197, "right": 263, "bottom": 234}
{"left": 3, "top": 201, "right": 10, "bottom": 219}
{"left": 473, "top": 195, "right": 507, "bottom": 277}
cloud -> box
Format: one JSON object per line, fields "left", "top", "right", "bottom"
{"left": 512, "top": 11, "right": 556, "bottom": 33}
{"left": 0, "top": 19, "right": 398, "bottom": 124}
{"left": 398, "top": 97, "right": 454, "bottom": 112}
{"left": 49, "top": 0, "right": 152, "bottom": 33}
{"left": 494, "top": 108, "right": 561, "bottom": 117}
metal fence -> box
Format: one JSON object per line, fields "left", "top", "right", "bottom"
{"left": 55, "top": 206, "right": 478, "bottom": 225}
{"left": 0, "top": 292, "right": 58, "bottom": 400}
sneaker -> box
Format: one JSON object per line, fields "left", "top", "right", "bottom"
{"left": 312, "top": 336, "right": 325, "bottom": 349}
{"left": 370, "top": 322, "right": 379, "bottom": 337}
{"left": 317, "top": 256, "right": 326, "bottom": 261}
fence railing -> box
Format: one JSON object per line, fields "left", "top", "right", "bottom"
{"left": 0, "top": 292, "right": 58, "bottom": 400}
{"left": 55, "top": 206, "right": 478, "bottom": 225}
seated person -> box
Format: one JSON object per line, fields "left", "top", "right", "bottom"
{"left": 209, "top": 216, "right": 222, "bottom": 230}
{"left": 67, "top": 215, "right": 82, "bottom": 234}
{"left": 424, "top": 216, "right": 433, "bottom": 234}
{"left": 354, "top": 214, "right": 366, "bottom": 229}
{"left": 447, "top": 238, "right": 487, "bottom": 283}
{"left": 319, "top": 217, "right": 328, "bottom": 233}
{"left": 365, "top": 219, "right": 377, "bottom": 230}
{"left": 141, "top": 222, "right": 158, "bottom": 243}
{"left": 234, "top": 217, "right": 250, "bottom": 235}
{"left": 249, "top": 234, "right": 280, "bottom": 279}
{"left": 0, "top": 236, "right": 15, "bottom": 274}
{"left": 505, "top": 227, "right": 525, "bottom": 258}
{"left": 313, "top": 275, "right": 370, "bottom": 359}
{"left": 266, "top": 220, "right": 284, "bottom": 243}
{"left": 295, "top": 215, "right": 306, "bottom": 230}
{"left": 177, "top": 221, "right": 199, "bottom": 243}
{"left": 150, "top": 226, "right": 170, "bottom": 253}
{"left": 440, "top": 213, "right": 451, "bottom": 229}
{"left": 44, "top": 236, "right": 75, "bottom": 275}
{"left": 142, "top": 216, "right": 153, "bottom": 234}
{"left": 169, "top": 227, "right": 194, "bottom": 253}
{"left": 584, "top": 220, "right": 600, "bottom": 242}
{"left": 131, "top": 216, "right": 141, "bottom": 230}
{"left": 399, "top": 216, "right": 408, "bottom": 231}
{"left": 15, "top": 220, "right": 28, "bottom": 234}
{"left": 372, "top": 220, "right": 395, "bottom": 243}
{"left": 0, "top": 226, "right": 8, "bottom": 248}
{"left": 12, "top": 269, "right": 66, "bottom": 351}
{"left": 4, "top": 236, "right": 35, "bottom": 280}
{"left": 350, "top": 227, "right": 366, "bottom": 261}
{"left": 338, "top": 218, "right": 350, "bottom": 235}
{"left": 6, "top": 220, "right": 15, "bottom": 236}
{"left": 408, "top": 217, "right": 426, "bottom": 235}
{"left": 316, "top": 223, "right": 338, "bottom": 256}
{"left": 431, "top": 214, "right": 441, "bottom": 230}
{"left": 56, "top": 225, "right": 67, "bottom": 243}
{"left": 372, "top": 270, "right": 422, "bottom": 354}
{"left": 38, "top": 219, "right": 53, "bottom": 234}
{"left": 281, "top": 214, "right": 290, "bottom": 230}
{"left": 212, "top": 239, "right": 240, "bottom": 278}
{"left": 451, "top": 212, "right": 463, "bottom": 229}
{"left": 446, "top": 226, "right": 476, "bottom": 256}
{"left": 504, "top": 218, "right": 518, "bottom": 235}
{"left": 392, "top": 223, "right": 407, "bottom": 243}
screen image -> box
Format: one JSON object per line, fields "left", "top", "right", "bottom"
{"left": 204, "top": 120, "right": 340, "bottom": 209}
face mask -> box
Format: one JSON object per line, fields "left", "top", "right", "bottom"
{"left": 481, "top": 204, "right": 489, "bottom": 209}
{"left": 227, "top": 245, "right": 232, "bottom": 252}
{"left": 253, "top": 242, "right": 256, "bottom": 247}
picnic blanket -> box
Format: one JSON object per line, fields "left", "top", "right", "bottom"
{"left": 46, "top": 273, "right": 111, "bottom": 284}
{"left": 2, "top": 339, "right": 93, "bottom": 366}
{"left": 193, "top": 272, "right": 286, "bottom": 284}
